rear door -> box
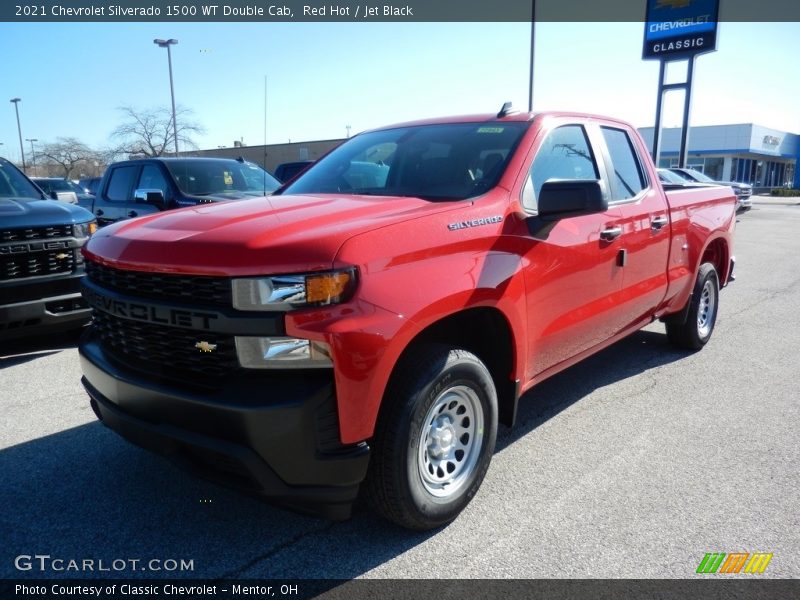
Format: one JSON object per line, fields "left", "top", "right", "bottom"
{"left": 596, "top": 124, "right": 670, "bottom": 328}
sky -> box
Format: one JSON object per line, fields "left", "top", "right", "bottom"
{"left": 0, "top": 20, "right": 798, "bottom": 163}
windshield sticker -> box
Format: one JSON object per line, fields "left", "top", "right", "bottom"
{"left": 223, "top": 172, "right": 234, "bottom": 186}
{"left": 477, "top": 127, "right": 505, "bottom": 134}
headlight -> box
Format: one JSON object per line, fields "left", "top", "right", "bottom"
{"left": 74, "top": 221, "right": 98, "bottom": 238}
{"left": 232, "top": 268, "right": 357, "bottom": 311}
{"left": 235, "top": 336, "right": 333, "bottom": 369}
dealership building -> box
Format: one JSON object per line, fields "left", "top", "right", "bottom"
{"left": 639, "top": 123, "right": 800, "bottom": 189}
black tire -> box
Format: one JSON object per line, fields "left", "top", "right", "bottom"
{"left": 364, "top": 344, "right": 498, "bottom": 530}
{"left": 666, "top": 262, "right": 720, "bottom": 350}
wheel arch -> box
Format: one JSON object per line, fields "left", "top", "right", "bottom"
{"left": 380, "top": 306, "right": 520, "bottom": 431}
{"left": 699, "top": 235, "right": 731, "bottom": 287}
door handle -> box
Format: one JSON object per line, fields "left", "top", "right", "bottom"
{"left": 127, "top": 211, "right": 138, "bottom": 218}
{"left": 600, "top": 226, "right": 623, "bottom": 242}
{"left": 651, "top": 215, "right": 668, "bottom": 230}
{"left": 95, "top": 209, "right": 104, "bottom": 216}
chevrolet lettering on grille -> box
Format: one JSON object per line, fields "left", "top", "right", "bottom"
{"left": 83, "top": 287, "right": 218, "bottom": 330}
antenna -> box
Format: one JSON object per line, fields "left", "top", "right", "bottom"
{"left": 497, "top": 102, "right": 516, "bottom": 118}
{"left": 268, "top": 75, "right": 272, "bottom": 196}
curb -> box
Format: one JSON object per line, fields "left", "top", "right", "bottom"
{"left": 751, "top": 197, "right": 800, "bottom": 206}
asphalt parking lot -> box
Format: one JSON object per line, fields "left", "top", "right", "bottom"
{"left": 1, "top": 204, "right": 798, "bottom": 581}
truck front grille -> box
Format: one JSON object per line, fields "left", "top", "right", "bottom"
{"left": 85, "top": 261, "right": 231, "bottom": 307}
{"left": 91, "top": 310, "right": 239, "bottom": 381}
{"left": 1, "top": 225, "right": 72, "bottom": 242}
{"left": 0, "top": 249, "right": 75, "bottom": 281}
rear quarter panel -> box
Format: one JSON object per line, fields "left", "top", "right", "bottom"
{"left": 659, "top": 185, "right": 736, "bottom": 316}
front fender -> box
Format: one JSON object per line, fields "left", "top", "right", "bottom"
{"left": 285, "top": 247, "right": 528, "bottom": 444}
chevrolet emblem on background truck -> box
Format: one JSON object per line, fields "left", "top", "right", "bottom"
{"left": 194, "top": 341, "right": 217, "bottom": 353}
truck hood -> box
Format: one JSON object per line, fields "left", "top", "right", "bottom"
{"left": 84, "top": 193, "right": 459, "bottom": 275}
{"left": 0, "top": 197, "right": 94, "bottom": 225}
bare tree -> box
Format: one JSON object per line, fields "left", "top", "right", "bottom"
{"left": 110, "top": 105, "right": 205, "bottom": 157}
{"left": 35, "top": 137, "right": 101, "bottom": 179}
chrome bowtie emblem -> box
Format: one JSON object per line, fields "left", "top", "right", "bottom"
{"left": 195, "top": 341, "right": 217, "bottom": 353}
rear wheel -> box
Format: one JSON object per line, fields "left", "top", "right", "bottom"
{"left": 364, "top": 345, "right": 498, "bottom": 530}
{"left": 666, "top": 262, "right": 720, "bottom": 350}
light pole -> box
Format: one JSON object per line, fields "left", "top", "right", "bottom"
{"left": 9, "top": 98, "right": 26, "bottom": 172}
{"left": 153, "top": 38, "right": 179, "bottom": 155}
{"left": 26, "top": 138, "right": 37, "bottom": 175}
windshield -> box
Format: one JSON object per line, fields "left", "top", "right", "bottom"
{"left": 658, "top": 169, "right": 689, "bottom": 184}
{"left": 281, "top": 122, "right": 530, "bottom": 201}
{"left": 67, "top": 180, "right": 87, "bottom": 194}
{"left": 681, "top": 168, "right": 715, "bottom": 183}
{"left": 36, "top": 179, "right": 72, "bottom": 192}
{"left": 0, "top": 161, "right": 45, "bottom": 199}
{"left": 163, "top": 159, "right": 280, "bottom": 196}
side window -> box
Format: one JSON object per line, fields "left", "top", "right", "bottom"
{"left": 524, "top": 125, "right": 599, "bottom": 212}
{"left": 137, "top": 164, "right": 170, "bottom": 198}
{"left": 105, "top": 166, "right": 138, "bottom": 202}
{"left": 601, "top": 127, "right": 646, "bottom": 201}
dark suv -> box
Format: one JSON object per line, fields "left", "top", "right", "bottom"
{"left": 86, "top": 157, "right": 281, "bottom": 226}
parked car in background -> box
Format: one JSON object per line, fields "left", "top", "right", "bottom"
{"left": 33, "top": 177, "right": 96, "bottom": 211}
{"left": 274, "top": 160, "right": 314, "bottom": 183}
{"left": 1, "top": 157, "right": 96, "bottom": 340}
{"left": 78, "top": 177, "right": 102, "bottom": 196}
{"left": 669, "top": 167, "right": 752, "bottom": 212}
{"left": 85, "top": 157, "right": 281, "bottom": 226}
{"left": 31, "top": 177, "right": 79, "bottom": 204}
{"left": 657, "top": 169, "right": 720, "bottom": 193}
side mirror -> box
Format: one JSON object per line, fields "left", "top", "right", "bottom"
{"left": 537, "top": 179, "right": 607, "bottom": 221}
{"left": 133, "top": 188, "right": 166, "bottom": 210}
{"left": 49, "top": 191, "right": 59, "bottom": 200}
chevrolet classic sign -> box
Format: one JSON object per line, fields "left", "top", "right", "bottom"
{"left": 643, "top": 0, "right": 719, "bottom": 60}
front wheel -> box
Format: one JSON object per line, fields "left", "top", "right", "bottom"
{"left": 364, "top": 345, "right": 498, "bottom": 530}
{"left": 666, "top": 262, "right": 720, "bottom": 350}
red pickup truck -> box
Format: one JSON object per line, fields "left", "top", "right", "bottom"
{"left": 79, "top": 108, "right": 735, "bottom": 530}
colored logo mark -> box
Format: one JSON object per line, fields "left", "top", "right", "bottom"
{"left": 656, "top": 0, "right": 693, "bottom": 8}
{"left": 696, "top": 552, "right": 773, "bottom": 574}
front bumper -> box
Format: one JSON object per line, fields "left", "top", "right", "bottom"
{"left": 0, "top": 271, "right": 90, "bottom": 340}
{"left": 79, "top": 331, "right": 370, "bottom": 520}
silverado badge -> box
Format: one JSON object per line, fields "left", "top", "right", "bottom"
{"left": 195, "top": 341, "right": 217, "bottom": 353}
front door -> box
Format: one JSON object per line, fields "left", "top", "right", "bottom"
{"left": 517, "top": 123, "right": 625, "bottom": 379}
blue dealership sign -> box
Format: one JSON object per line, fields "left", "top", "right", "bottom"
{"left": 643, "top": 0, "right": 719, "bottom": 60}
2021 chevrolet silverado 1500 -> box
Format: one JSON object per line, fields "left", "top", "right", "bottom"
{"left": 79, "top": 109, "right": 736, "bottom": 529}
{"left": 1, "top": 157, "right": 96, "bottom": 341}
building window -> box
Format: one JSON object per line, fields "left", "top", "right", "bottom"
{"left": 704, "top": 157, "right": 724, "bottom": 180}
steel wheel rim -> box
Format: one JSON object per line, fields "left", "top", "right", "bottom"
{"left": 417, "top": 384, "right": 484, "bottom": 498}
{"left": 697, "top": 279, "right": 717, "bottom": 338}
